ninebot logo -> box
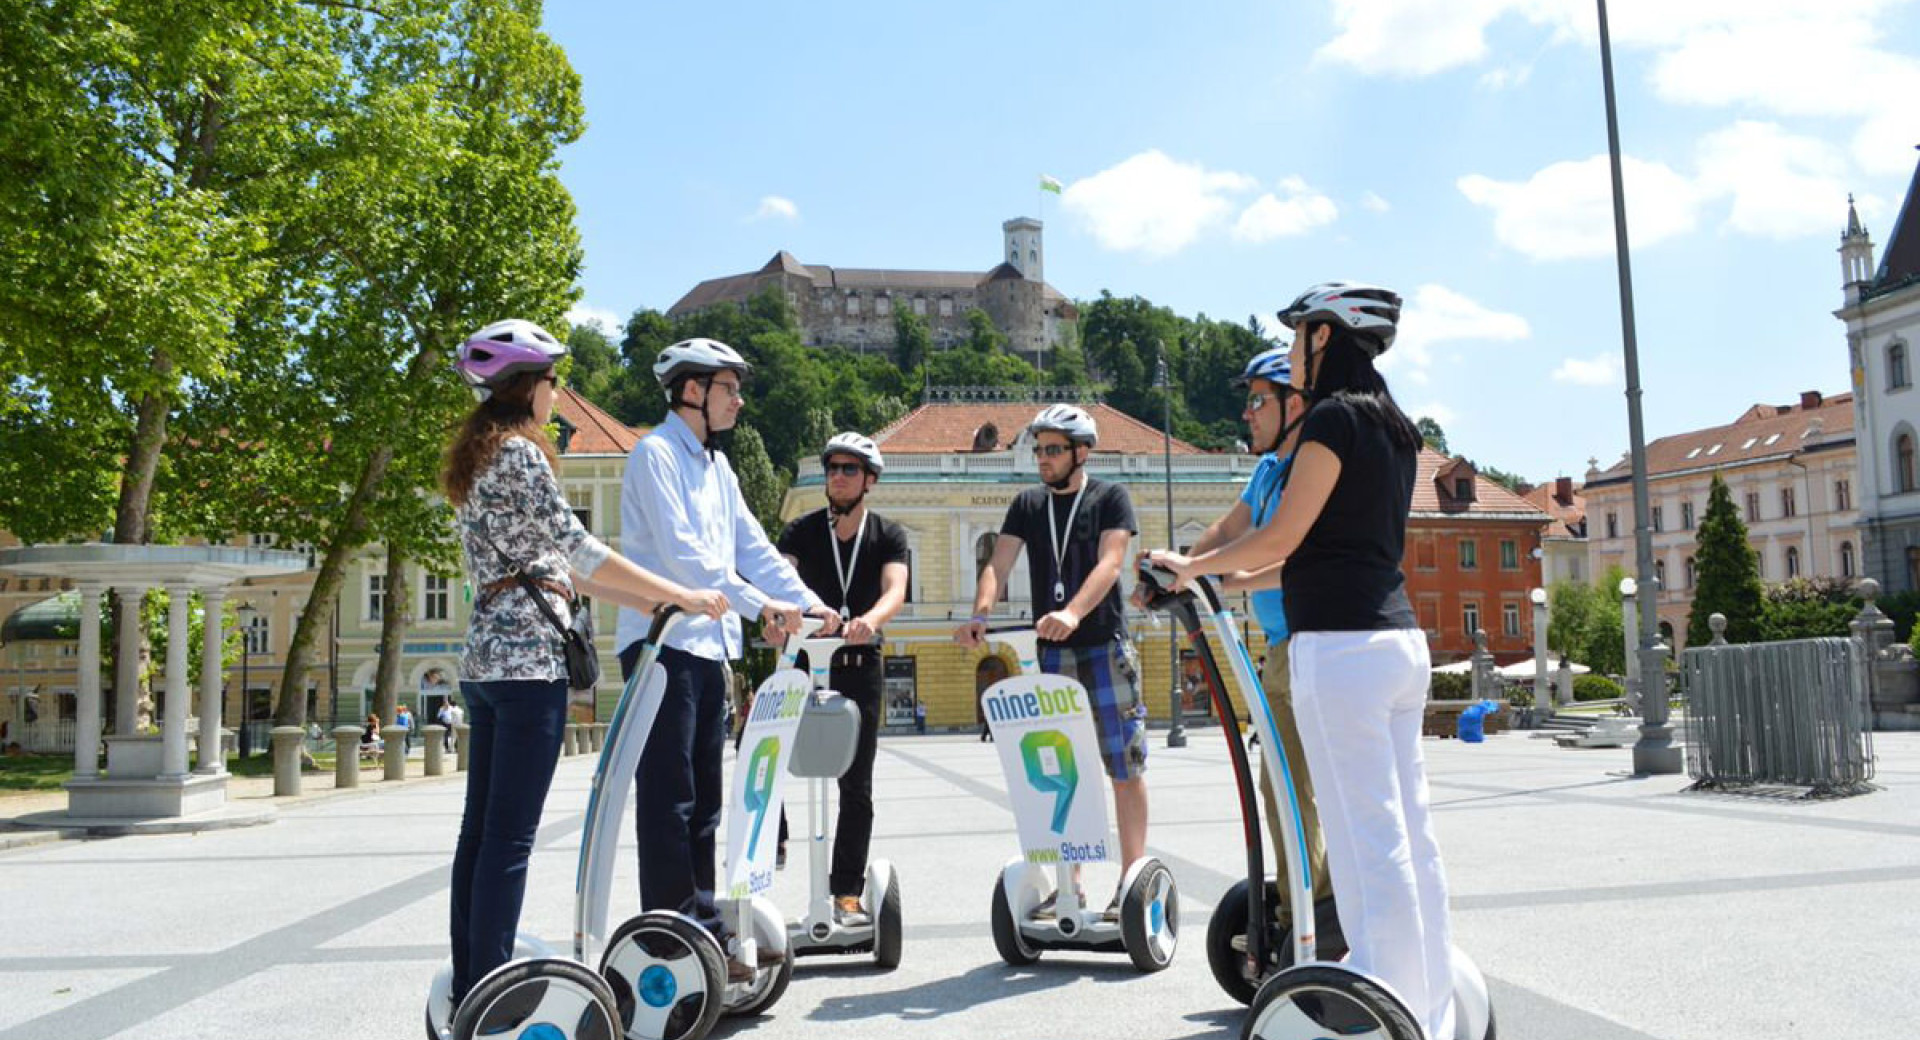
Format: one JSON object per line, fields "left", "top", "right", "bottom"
{"left": 743, "top": 736, "right": 781, "bottom": 855}
{"left": 985, "top": 683, "right": 1085, "bottom": 724}
{"left": 1019, "top": 730, "right": 1078, "bottom": 833}
{"left": 748, "top": 687, "right": 806, "bottom": 723}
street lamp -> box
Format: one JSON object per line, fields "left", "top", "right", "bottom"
{"left": 1530, "top": 587, "right": 1551, "bottom": 714}
{"left": 1595, "top": 0, "right": 1680, "bottom": 774}
{"left": 1158, "top": 348, "right": 1186, "bottom": 749}
{"left": 235, "top": 603, "right": 257, "bottom": 760}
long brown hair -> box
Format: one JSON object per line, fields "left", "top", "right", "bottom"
{"left": 442, "top": 369, "right": 560, "bottom": 507}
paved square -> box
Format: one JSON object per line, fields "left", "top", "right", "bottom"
{"left": 4, "top": 729, "right": 1917, "bottom": 1040}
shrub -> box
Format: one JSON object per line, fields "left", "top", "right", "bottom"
{"left": 1572, "top": 674, "right": 1623, "bottom": 702}
{"left": 1428, "top": 671, "right": 1472, "bottom": 699}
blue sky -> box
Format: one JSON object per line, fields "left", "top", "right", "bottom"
{"left": 544, "top": 0, "right": 1920, "bottom": 485}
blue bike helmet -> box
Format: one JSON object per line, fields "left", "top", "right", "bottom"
{"left": 1232, "top": 347, "right": 1291, "bottom": 388}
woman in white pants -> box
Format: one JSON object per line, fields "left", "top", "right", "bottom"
{"left": 1151, "top": 282, "right": 1454, "bottom": 1040}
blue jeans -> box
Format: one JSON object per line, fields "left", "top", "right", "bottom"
{"left": 448, "top": 678, "right": 569, "bottom": 1001}
{"left": 621, "top": 643, "right": 729, "bottom": 940}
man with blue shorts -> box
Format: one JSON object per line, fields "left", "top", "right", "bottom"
{"left": 956, "top": 404, "right": 1146, "bottom": 917}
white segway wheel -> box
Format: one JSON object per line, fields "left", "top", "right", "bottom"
{"left": 720, "top": 896, "right": 793, "bottom": 1018}
{"left": 450, "top": 956, "right": 620, "bottom": 1040}
{"left": 869, "top": 861, "right": 903, "bottom": 969}
{"left": 426, "top": 933, "right": 556, "bottom": 1039}
{"left": 1450, "top": 945, "right": 1495, "bottom": 1040}
{"left": 989, "top": 873, "right": 1041, "bottom": 966}
{"left": 1120, "top": 857, "right": 1178, "bottom": 973}
{"left": 1242, "top": 965, "right": 1422, "bottom": 1040}
{"left": 598, "top": 912, "right": 725, "bottom": 1040}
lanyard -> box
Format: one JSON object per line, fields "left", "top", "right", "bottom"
{"left": 827, "top": 509, "right": 868, "bottom": 621}
{"left": 1045, "top": 480, "right": 1088, "bottom": 605}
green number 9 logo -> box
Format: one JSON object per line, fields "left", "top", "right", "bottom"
{"left": 1020, "top": 729, "right": 1078, "bottom": 834}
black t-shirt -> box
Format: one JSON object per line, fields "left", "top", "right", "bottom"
{"left": 1281, "top": 397, "right": 1418, "bottom": 633}
{"left": 999, "top": 476, "right": 1136, "bottom": 648}
{"left": 777, "top": 508, "right": 911, "bottom": 625}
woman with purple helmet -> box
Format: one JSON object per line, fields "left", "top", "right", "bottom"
{"left": 440, "top": 318, "right": 729, "bottom": 1012}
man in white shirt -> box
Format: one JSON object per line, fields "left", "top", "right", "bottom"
{"left": 615, "top": 337, "right": 838, "bottom": 979}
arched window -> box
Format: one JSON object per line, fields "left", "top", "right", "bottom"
{"left": 1891, "top": 341, "right": 1911, "bottom": 389}
{"left": 1654, "top": 559, "right": 1667, "bottom": 588}
{"left": 1785, "top": 546, "right": 1801, "bottom": 578}
{"left": 1899, "top": 432, "right": 1917, "bottom": 493}
{"left": 1841, "top": 541, "right": 1856, "bottom": 578}
{"left": 1685, "top": 556, "right": 1696, "bottom": 589}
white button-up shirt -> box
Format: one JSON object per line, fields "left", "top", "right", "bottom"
{"left": 614, "top": 412, "right": 822, "bottom": 660}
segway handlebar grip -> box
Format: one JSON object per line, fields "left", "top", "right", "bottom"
{"left": 644, "top": 605, "right": 684, "bottom": 646}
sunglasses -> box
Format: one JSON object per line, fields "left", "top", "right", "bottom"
{"left": 539, "top": 373, "right": 561, "bottom": 388}
{"left": 825, "top": 461, "right": 868, "bottom": 477}
{"left": 1245, "top": 391, "right": 1275, "bottom": 412}
{"left": 1035, "top": 443, "right": 1079, "bottom": 458}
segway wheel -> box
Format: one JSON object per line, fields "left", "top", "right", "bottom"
{"left": 1204, "top": 878, "right": 1278, "bottom": 1005}
{"left": 598, "top": 912, "right": 725, "bottom": 1040}
{"left": 873, "top": 868, "right": 904, "bottom": 970}
{"left": 721, "top": 897, "right": 793, "bottom": 1018}
{"left": 1120, "top": 857, "right": 1178, "bottom": 973}
{"left": 451, "top": 956, "right": 620, "bottom": 1040}
{"left": 989, "top": 874, "right": 1039, "bottom": 966}
{"left": 1242, "top": 965, "right": 1422, "bottom": 1040}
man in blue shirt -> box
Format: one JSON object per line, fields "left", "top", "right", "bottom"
{"left": 1150, "top": 347, "right": 1331, "bottom": 925}
{"left": 615, "top": 337, "right": 839, "bottom": 979}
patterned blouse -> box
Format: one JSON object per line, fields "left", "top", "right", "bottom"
{"left": 457, "top": 436, "right": 612, "bottom": 683}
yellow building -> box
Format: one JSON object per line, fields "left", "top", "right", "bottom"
{"left": 777, "top": 392, "right": 1274, "bottom": 732}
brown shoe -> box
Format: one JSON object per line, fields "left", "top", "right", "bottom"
{"left": 834, "top": 895, "right": 870, "bottom": 926}
{"left": 724, "top": 945, "right": 787, "bottom": 983}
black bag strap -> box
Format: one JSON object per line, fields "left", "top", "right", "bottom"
{"left": 475, "top": 523, "right": 575, "bottom": 642}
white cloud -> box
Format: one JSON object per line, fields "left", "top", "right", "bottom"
{"left": 1320, "top": 1, "right": 1920, "bottom": 174}
{"left": 751, "top": 195, "right": 799, "bottom": 221}
{"left": 1457, "top": 154, "right": 1702, "bottom": 261}
{"left": 1062, "top": 151, "right": 1259, "bottom": 257}
{"left": 1477, "top": 64, "right": 1533, "bottom": 90}
{"left": 566, "top": 304, "right": 623, "bottom": 334}
{"left": 1384, "top": 284, "right": 1532, "bottom": 383}
{"left": 1233, "top": 177, "right": 1340, "bottom": 243}
{"left": 1409, "top": 402, "right": 1459, "bottom": 429}
{"left": 1693, "top": 121, "right": 1864, "bottom": 240}
{"left": 1361, "top": 190, "right": 1392, "bottom": 214}
{"left": 1552, "top": 351, "right": 1622, "bottom": 387}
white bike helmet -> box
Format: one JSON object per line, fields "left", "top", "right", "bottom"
{"left": 820, "top": 432, "right": 885, "bottom": 476}
{"left": 652, "top": 337, "right": 751, "bottom": 394}
{"left": 1028, "top": 404, "right": 1099, "bottom": 447}
{"left": 1276, "top": 282, "right": 1403, "bottom": 356}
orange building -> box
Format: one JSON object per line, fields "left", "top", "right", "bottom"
{"left": 1404, "top": 451, "right": 1553, "bottom": 665}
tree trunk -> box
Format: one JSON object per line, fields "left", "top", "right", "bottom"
{"left": 273, "top": 332, "right": 443, "bottom": 724}
{"left": 103, "top": 352, "right": 174, "bottom": 733}
{"left": 372, "top": 546, "right": 408, "bottom": 725}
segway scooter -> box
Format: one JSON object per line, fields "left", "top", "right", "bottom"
{"left": 779, "top": 624, "right": 904, "bottom": 967}
{"left": 427, "top": 607, "right": 733, "bottom": 1040}
{"left": 1134, "top": 564, "right": 1495, "bottom": 1040}
{"left": 978, "top": 627, "right": 1178, "bottom": 973}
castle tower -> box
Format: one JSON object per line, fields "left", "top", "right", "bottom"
{"left": 1003, "top": 217, "right": 1043, "bottom": 283}
{"left": 1842, "top": 194, "right": 1876, "bottom": 305}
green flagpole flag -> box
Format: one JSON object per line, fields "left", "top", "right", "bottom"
{"left": 1039, "top": 174, "right": 1064, "bottom": 195}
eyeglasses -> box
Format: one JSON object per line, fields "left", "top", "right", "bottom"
{"left": 538, "top": 373, "right": 561, "bottom": 388}
{"left": 707, "top": 380, "right": 744, "bottom": 401}
{"left": 825, "top": 462, "right": 867, "bottom": 477}
{"left": 1035, "top": 443, "right": 1078, "bottom": 458}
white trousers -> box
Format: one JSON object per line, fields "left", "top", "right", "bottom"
{"left": 1291, "top": 629, "right": 1455, "bottom": 1040}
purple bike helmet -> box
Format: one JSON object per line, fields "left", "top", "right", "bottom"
{"left": 455, "top": 319, "right": 567, "bottom": 400}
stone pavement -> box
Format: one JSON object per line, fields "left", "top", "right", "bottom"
{"left": 2, "top": 728, "right": 1917, "bottom": 1040}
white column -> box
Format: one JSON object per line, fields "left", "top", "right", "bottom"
{"left": 1531, "top": 589, "right": 1550, "bottom": 710}
{"left": 75, "top": 583, "right": 105, "bottom": 779}
{"left": 197, "top": 588, "right": 226, "bottom": 775}
{"left": 113, "top": 583, "right": 149, "bottom": 735}
{"left": 161, "top": 582, "right": 192, "bottom": 778}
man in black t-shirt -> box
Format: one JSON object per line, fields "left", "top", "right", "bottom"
{"left": 777, "top": 432, "right": 911, "bottom": 926}
{"left": 954, "top": 405, "right": 1147, "bottom": 915}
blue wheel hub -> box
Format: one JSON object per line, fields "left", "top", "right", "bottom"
{"left": 638, "top": 964, "right": 678, "bottom": 1008}
{"left": 518, "top": 1024, "right": 564, "bottom": 1040}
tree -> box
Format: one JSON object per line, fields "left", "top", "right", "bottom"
{"left": 1417, "top": 418, "right": 1449, "bottom": 454}
{"left": 566, "top": 322, "right": 620, "bottom": 403}
{"left": 1757, "top": 578, "right": 1858, "bottom": 642}
{"left": 893, "top": 307, "right": 931, "bottom": 374}
{"left": 1688, "top": 474, "right": 1765, "bottom": 645}
{"left": 729, "top": 426, "right": 789, "bottom": 536}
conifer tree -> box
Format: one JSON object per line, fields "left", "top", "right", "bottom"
{"left": 1688, "top": 474, "right": 1765, "bottom": 645}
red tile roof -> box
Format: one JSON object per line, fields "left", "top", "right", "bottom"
{"left": 1584, "top": 390, "right": 1854, "bottom": 487}
{"left": 1413, "top": 449, "right": 1550, "bottom": 519}
{"left": 873, "top": 402, "right": 1203, "bottom": 455}
{"left": 1519, "top": 479, "right": 1586, "bottom": 539}
{"left": 556, "top": 388, "right": 647, "bottom": 455}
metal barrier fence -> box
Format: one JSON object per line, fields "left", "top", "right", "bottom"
{"left": 1680, "top": 636, "right": 1875, "bottom": 797}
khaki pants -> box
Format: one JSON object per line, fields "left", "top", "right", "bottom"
{"left": 1256, "top": 641, "right": 1332, "bottom": 913}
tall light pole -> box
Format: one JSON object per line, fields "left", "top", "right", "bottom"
{"left": 1159, "top": 347, "right": 1186, "bottom": 748}
{"left": 1596, "top": 0, "right": 1680, "bottom": 773}
{"left": 236, "top": 602, "right": 257, "bottom": 760}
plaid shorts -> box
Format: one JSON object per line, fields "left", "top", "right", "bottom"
{"left": 1039, "top": 637, "right": 1147, "bottom": 781}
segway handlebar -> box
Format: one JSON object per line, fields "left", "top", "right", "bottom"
{"left": 1134, "top": 560, "right": 1224, "bottom": 614}
{"left": 980, "top": 627, "right": 1041, "bottom": 677}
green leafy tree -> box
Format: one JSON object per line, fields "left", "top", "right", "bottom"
{"left": 1757, "top": 578, "right": 1858, "bottom": 642}
{"left": 729, "top": 426, "right": 790, "bottom": 536}
{"left": 1688, "top": 474, "right": 1766, "bottom": 646}
{"left": 893, "top": 307, "right": 931, "bottom": 374}
{"left": 566, "top": 322, "right": 620, "bottom": 403}
{"left": 1417, "top": 418, "right": 1449, "bottom": 454}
